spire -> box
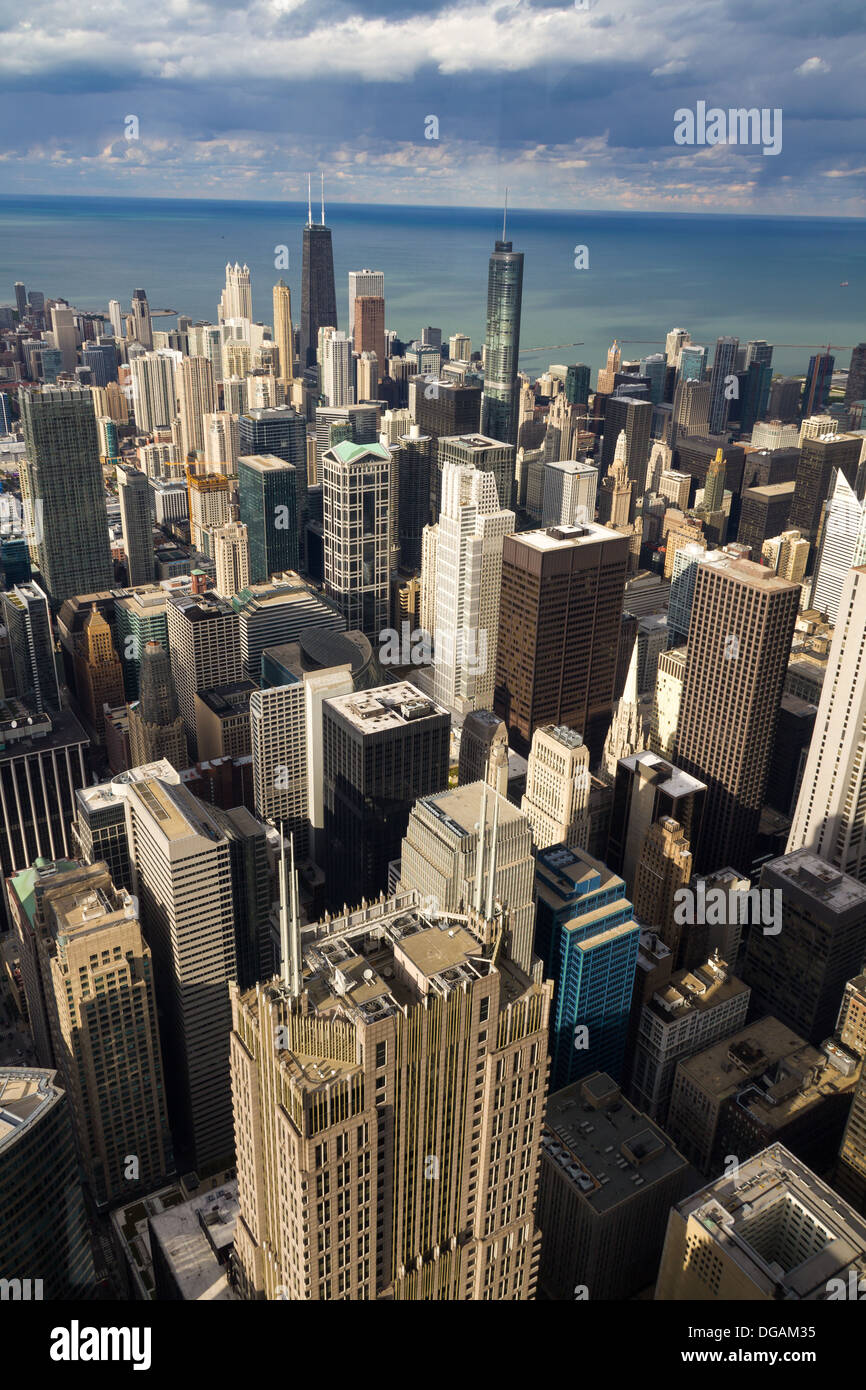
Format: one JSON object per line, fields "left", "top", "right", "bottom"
{"left": 321, "top": 170, "right": 325, "bottom": 226}
{"left": 614, "top": 429, "right": 628, "bottom": 465}
{"left": 502, "top": 187, "right": 509, "bottom": 242}
{"left": 474, "top": 758, "right": 490, "bottom": 913}
{"left": 485, "top": 789, "right": 500, "bottom": 922}
{"left": 307, "top": 172, "right": 312, "bottom": 227}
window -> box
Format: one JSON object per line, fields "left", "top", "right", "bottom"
{"left": 479, "top": 997, "right": 490, "bottom": 1023}
{"left": 375, "top": 1041, "right": 387, "bottom": 1068}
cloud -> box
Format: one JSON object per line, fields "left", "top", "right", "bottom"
{"left": 794, "top": 56, "right": 831, "bottom": 75}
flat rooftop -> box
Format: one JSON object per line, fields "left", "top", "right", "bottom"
{"left": 542, "top": 1073, "right": 687, "bottom": 1215}
{"left": 513, "top": 522, "right": 620, "bottom": 551}
{"left": 0, "top": 1068, "right": 62, "bottom": 1151}
{"left": 417, "top": 781, "right": 525, "bottom": 841}
{"left": 148, "top": 1182, "right": 239, "bottom": 1301}
{"left": 126, "top": 777, "right": 225, "bottom": 845}
{"left": 763, "top": 849, "right": 866, "bottom": 913}
{"left": 619, "top": 750, "right": 706, "bottom": 800}
{"left": 648, "top": 957, "right": 749, "bottom": 1025}
{"left": 698, "top": 552, "right": 797, "bottom": 592}
{"left": 325, "top": 681, "right": 447, "bottom": 734}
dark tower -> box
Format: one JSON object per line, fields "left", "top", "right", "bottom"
{"left": 139, "top": 639, "right": 179, "bottom": 726}
{"left": 480, "top": 199, "right": 524, "bottom": 451}
{"left": 300, "top": 174, "right": 338, "bottom": 369}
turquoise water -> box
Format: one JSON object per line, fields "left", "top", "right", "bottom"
{"left": 0, "top": 194, "right": 863, "bottom": 377}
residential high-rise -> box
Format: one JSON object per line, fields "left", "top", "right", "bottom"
{"left": 204, "top": 411, "right": 240, "bottom": 472}
{"left": 32, "top": 860, "right": 173, "bottom": 1207}
{"left": 787, "top": 431, "right": 861, "bottom": 545}
{"left": 186, "top": 468, "right": 230, "bottom": 551}
{"left": 322, "top": 682, "right": 450, "bottom": 910}
{"left": 321, "top": 329, "right": 355, "bottom": 407}
{"left": 534, "top": 843, "right": 640, "bottom": 1088}
{"left": 125, "top": 776, "right": 238, "bottom": 1170}
{"left": 272, "top": 279, "right": 294, "bottom": 384}
{"left": 1, "top": 580, "right": 59, "bottom": 712}
{"left": 707, "top": 335, "right": 739, "bottom": 435}
{"left": 130, "top": 350, "right": 180, "bottom": 433}
{"left": 129, "top": 288, "right": 153, "bottom": 349}
{"left": 677, "top": 343, "right": 706, "bottom": 382}
{"left": 537, "top": 1073, "right": 691, "bottom": 1301}
{"left": 353, "top": 296, "right": 386, "bottom": 380}
{"left": 656, "top": 1144, "right": 866, "bottom": 1300}
{"left": 480, "top": 235, "right": 524, "bottom": 450}
{"left": 520, "top": 724, "right": 591, "bottom": 852}
{"left": 220, "top": 262, "right": 252, "bottom": 323}
{"left": 116, "top": 463, "right": 154, "bottom": 587}
{"left": 741, "top": 850, "right": 866, "bottom": 1046}
{"left": 424, "top": 461, "right": 514, "bottom": 717}
{"left": 322, "top": 439, "right": 391, "bottom": 640}
{"left": 676, "top": 553, "right": 799, "bottom": 873}
{"left": 176, "top": 355, "right": 216, "bottom": 459}
{"left": 165, "top": 591, "right": 242, "bottom": 759}
{"left": 788, "top": 567, "right": 866, "bottom": 881}
{"left": 213, "top": 520, "right": 250, "bottom": 598}
{"left": 495, "top": 524, "right": 630, "bottom": 761}
{"left": 127, "top": 638, "right": 188, "bottom": 769}
{"left": 19, "top": 384, "right": 114, "bottom": 607}
{"left": 0, "top": 1067, "right": 97, "bottom": 1299}
{"left": 301, "top": 191, "right": 338, "bottom": 367}
{"left": 230, "top": 880, "right": 553, "bottom": 1301}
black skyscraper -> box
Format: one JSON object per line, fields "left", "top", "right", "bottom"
{"left": 480, "top": 231, "right": 524, "bottom": 449}
{"left": 300, "top": 181, "right": 338, "bottom": 368}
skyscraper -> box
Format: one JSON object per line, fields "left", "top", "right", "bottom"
{"left": 165, "top": 591, "right": 242, "bottom": 759}
{"left": 186, "top": 468, "right": 230, "bottom": 551}
{"left": 176, "top": 355, "right": 216, "bottom": 459}
{"left": 676, "top": 553, "right": 799, "bottom": 872}
{"left": 1, "top": 580, "right": 59, "bottom": 712}
{"left": 272, "top": 279, "right": 294, "bottom": 385}
{"left": 353, "top": 295, "right": 386, "bottom": 381}
{"left": 220, "top": 262, "right": 252, "bottom": 322}
{"left": 802, "top": 351, "right": 835, "bottom": 418}
{"left": 301, "top": 181, "right": 338, "bottom": 368}
{"left": 322, "top": 439, "right": 391, "bottom": 640}
{"left": 130, "top": 349, "right": 180, "bottom": 433}
{"left": 347, "top": 269, "right": 384, "bottom": 345}
{"left": 237, "top": 452, "right": 299, "bottom": 582}
{"left": 424, "top": 461, "right": 514, "bottom": 717}
{"left": 129, "top": 288, "right": 153, "bottom": 349}
{"left": 707, "top": 335, "right": 739, "bottom": 435}
{"left": 127, "top": 638, "right": 188, "bottom": 769}
{"left": 845, "top": 343, "right": 866, "bottom": 405}
{"left": 811, "top": 469, "right": 866, "bottom": 622}
{"left": 321, "top": 328, "right": 355, "bottom": 407}
{"left": 480, "top": 232, "right": 524, "bottom": 450}
{"left": 116, "top": 463, "right": 154, "bottom": 587}
{"left": 787, "top": 431, "right": 862, "bottom": 546}
{"left": 435, "top": 433, "right": 515, "bottom": 518}
{"left": 520, "top": 724, "right": 591, "bottom": 851}
{"left": 19, "top": 384, "right": 114, "bottom": 608}
{"left": 238, "top": 407, "right": 308, "bottom": 558}
{"left": 213, "top": 520, "right": 250, "bottom": 599}
{"left": 494, "top": 524, "right": 630, "bottom": 761}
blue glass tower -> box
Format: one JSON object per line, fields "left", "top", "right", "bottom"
{"left": 238, "top": 453, "right": 299, "bottom": 582}
{"left": 535, "top": 844, "right": 640, "bottom": 1089}
{"left": 480, "top": 231, "right": 524, "bottom": 462}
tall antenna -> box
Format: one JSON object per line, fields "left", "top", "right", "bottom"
{"left": 502, "top": 187, "right": 509, "bottom": 242}
{"left": 307, "top": 172, "right": 312, "bottom": 227}
{"left": 321, "top": 171, "right": 325, "bottom": 226}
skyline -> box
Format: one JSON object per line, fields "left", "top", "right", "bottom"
{"left": 0, "top": 0, "right": 864, "bottom": 216}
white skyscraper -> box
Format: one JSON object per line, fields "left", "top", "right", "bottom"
{"left": 425, "top": 461, "right": 515, "bottom": 717}
{"left": 108, "top": 299, "right": 124, "bottom": 340}
{"left": 321, "top": 329, "right": 355, "bottom": 407}
{"left": 203, "top": 410, "right": 240, "bottom": 472}
{"left": 130, "top": 350, "right": 181, "bottom": 434}
{"left": 176, "top": 355, "right": 216, "bottom": 459}
{"left": 220, "top": 262, "right": 252, "bottom": 323}
{"left": 348, "top": 269, "right": 384, "bottom": 346}
{"left": 810, "top": 470, "right": 866, "bottom": 623}
{"left": 213, "top": 520, "right": 250, "bottom": 599}
{"left": 788, "top": 565, "right": 866, "bottom": 881}
{"left": 541, "top": 459, "right": 598, "bottom": 526}
{"left": 521, "top": 724, "right": 591, "bottom": 850}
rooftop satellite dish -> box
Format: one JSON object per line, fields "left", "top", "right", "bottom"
{"left": 363, "top": 968, "right": 375, "bottom": 983}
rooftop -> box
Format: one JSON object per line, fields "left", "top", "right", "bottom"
{"left": 513, "top": 522, "right": 620, "bottom": 551}
{"left": 0, "top": 1068, "right": 62, "bottom": 1151}
{"left": 763, "top": 849, "right": 866, "bottom": 913}
{"left": 619, "top": 750, "right": 706, "bottom": 800}
{"left": 148, "top": 1183, "right": 239, "bottom": 1301}
{"left": 648, "top": 955, "right": 749, "bottom": 1025}
{"left": 325, "top": 681, "right": 447, "bottom": 734}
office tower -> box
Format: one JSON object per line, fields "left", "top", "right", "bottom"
{"left": 495, "top": 524, "right": 629, "bottom": 761}
{"left": 129, "top": 288, "right": 153, "bottom": 349}
{"left": 19, "top": 384, "right": 114, "bottom": 607}
{"left": 665, "top": 328, "right": 690, "bottom": 367}
{"left": 13, "top": 280, "right": 26, "bottom": 317}
{"left": 128, "top": 638, "right": 188, "bottom": 769}
{"left": 272, "top": 279, "right": 294, "bottom": 385}
{"left": 677, "top": 342, "right": 706, "bottom": 382}
{"left": 249, "top": 667, "right": 353, "bottom": 860}
{"left": 635, "top": 613, "right": 668, "bottom": 695}
{"left": 322, "top": 440, "right": 391, "bottom": 640}
{"left": 651, "top": 645, "right": 686, "bottom": 759}
{"left": 73, "top": 782, "right": 134, "bottom": 892}
{"left": 671, "top": 377, "right": 711, "bottom": 439}
{"left": 48, "top": 305, "right": 78, "bottom": 373}
{"left": 707, "top": 335, "right": 739, "bottom": 435}
{"left": 600, "top": 393, "right": 652, "bottom": 502}
{"left": 234, "top": 453, "right": 296, "bottom": 582}
{"left": 845, "top": 343, "right": 866, "bottom": 405}
{"left": 356, "top": 351, "right": 377, "bottom": 401}
{"left": 435, "top": 432, "right": 515, "bottom": 518}
{"left": 195, "top": 680, "right": 256, "bottom": 761}
{"left": 741, "top": 358, "right": 773, "bottom": 433}
{"left": 767, "top": 376, "right": 803, "bottom": 421}
{"left": 597, "top": 437, "right": 634, "bottom": 527}
{"left": 639, "top": 352, "right": 667, "bottom": 406}
{"left": 737, "top": 481, "right": 795, "bottom": 556}
{"left": 535, "top": 843, "right": 640, "bottom": 1087}
{"left": 480, "top": 234, "right": 524, "bottom": 450}
{"left": 666, "top": 1018, "right": 858, "bottom": 1176}
{"left": 1, "top": 580, "right": 59, "bottom": 712}
{"left": 165, "top": 591, "right": 242, "bottom": 758}
{"left": 32, "top": 861, "right": 173, "bottom": 1207}
{"left": 632, "top": 816, "right": 693, "bottom": 941}
{"left": 74, "top": 608, "right": 124, "bottom": 740}
{"left": 233, "top": 574, "right": 344, "bottom": 682}
{"left": 220, "top": 262, "right": 252, "bottom": 323}
{"left": 238, "top": 407, "right": 308, "bottom": 554}
{"left": 108, "top": 298, "right": 123, "bottom": 338}
{"left": 186, "top": 468, "right": 230, "bottom": 550}
{"left": 203, "top": 411, "right": 240, "bottom": 472}
{"left": 412, "top": 379, "right": 482, "bottom": 449}
{"left": 537, "top": 1072, "right": 691, "bottom": 1300}
{"left": 130, "top": 349, "right": 179, "bottom": 433}
{"left": 0, "top": 706, "right": 90, "bottom": 897}
{"left": 765, "top": 693, "right": 816, "bottom": 819}
{"left": 321, "top": 329, "right": 355, "bottom": 407}
{"left": 835, "top": 976, "right": 866, "bottom": 1212}
{"left": 395, "top": 426, "right": 433, "bottom": 571}
{"left": 676, "top": 554, "right": 798, "bottom": 873}
{"left": 213, "top": 520, "right": 250, "bottom": 599}
{"left": 230, "top": 875, "right": 553, "bottom": 1301}
{"left": 666, "top": 542, "right": 704, "bottom": 646}
{"left": 789, "top": 431, "right": 861, "bottom": 544}
{"left": 701, "top": 446, "right": 725, "bottom": 511}
{"left": 606, "top": 749, "right": 705, "bottom": 889}
{"left": 658, "top": 467, "right": 691, "bottom": 509}
{"left": 809, "top": 470, "right": 866, "bottom": 622}
{"left": 449, "top": 332, "right": 471, "bottom": 362}
{"left": 124, "top": 776, "right": 237, "bottom": 1170}
{"left": 82, "top": 339, "right": 119, "bottom": 388}
{"left": 657, "top": 1143, "right": 866, "bottom": 1300}
{"left": 322, "top": 682, "right": 449, "bottom": 910}
{"left": 0, "top": 1068, "right": 96, "bottom": 1299}
{"left": 741, "top": 850, "right": 866, "bottom": 1046}
{"left": 520, "top": 724, "right": 591, "bottom": 851}
{"left": 457, "top": 708, "right": 509, "bottom": 792}
{"left": 176, "top": 355, "right": 216, "bottom": 459}
{"left": 116, "top": 463, "right": 154, "bottom": 588}
{"left": 209, "top": 804, "right": 275, "bottom": 991}
{"left": 113, "top": 587, "right": 169, "bottom": 699}
{"left": 788, "top": 568, "right": 866, "bottom": 880}
{"left": 541, "top": 459, "right": 597, "bottom": 526}
{"left": 802, "top": 351, "right": 835, "bottom": 418}
{"left": 596, "top": 341, "right": 622, "bottom": 395}
{"left": 353, "top": 296, "right": 386, "bottom": 380}
{"left": 422, "top": 462, "right": 514, "bottom": 717}
{"left": 301, "top": 189, "right": 338, "bottom": 367}
{"left": 347, "top": 269, "right": 384, "bottom": 343}
{"left": 629, "top": 953, "right": 750, "bottom": 1123}
{"left": 663, "top": 519, "right": 706, "bottom": 581}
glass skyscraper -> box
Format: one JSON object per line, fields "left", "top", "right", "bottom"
{"left": 237, "top": 453, "right": 299, "bottom": 582}
{"left": 480, "top": 237, "right": 524, "bottom": 456}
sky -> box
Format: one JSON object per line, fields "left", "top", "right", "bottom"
{"left": 0, "top": 0, "right": 865, "bottom": 215}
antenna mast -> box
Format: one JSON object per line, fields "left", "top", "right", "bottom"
{"left": 502, "top": 187, "right": 509, "bottom": 242}
{"left": 307, "top": 172, "right": 312, "bottom": 227}
{"left": 321, "top": 171, "right": 325, "bottom": 226}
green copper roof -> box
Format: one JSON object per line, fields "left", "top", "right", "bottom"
{"left": 10, "top": 860, "right": 79, "bottom": 925}
{"left": 330, "top": 440, "right": 390, "bottom": 464}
